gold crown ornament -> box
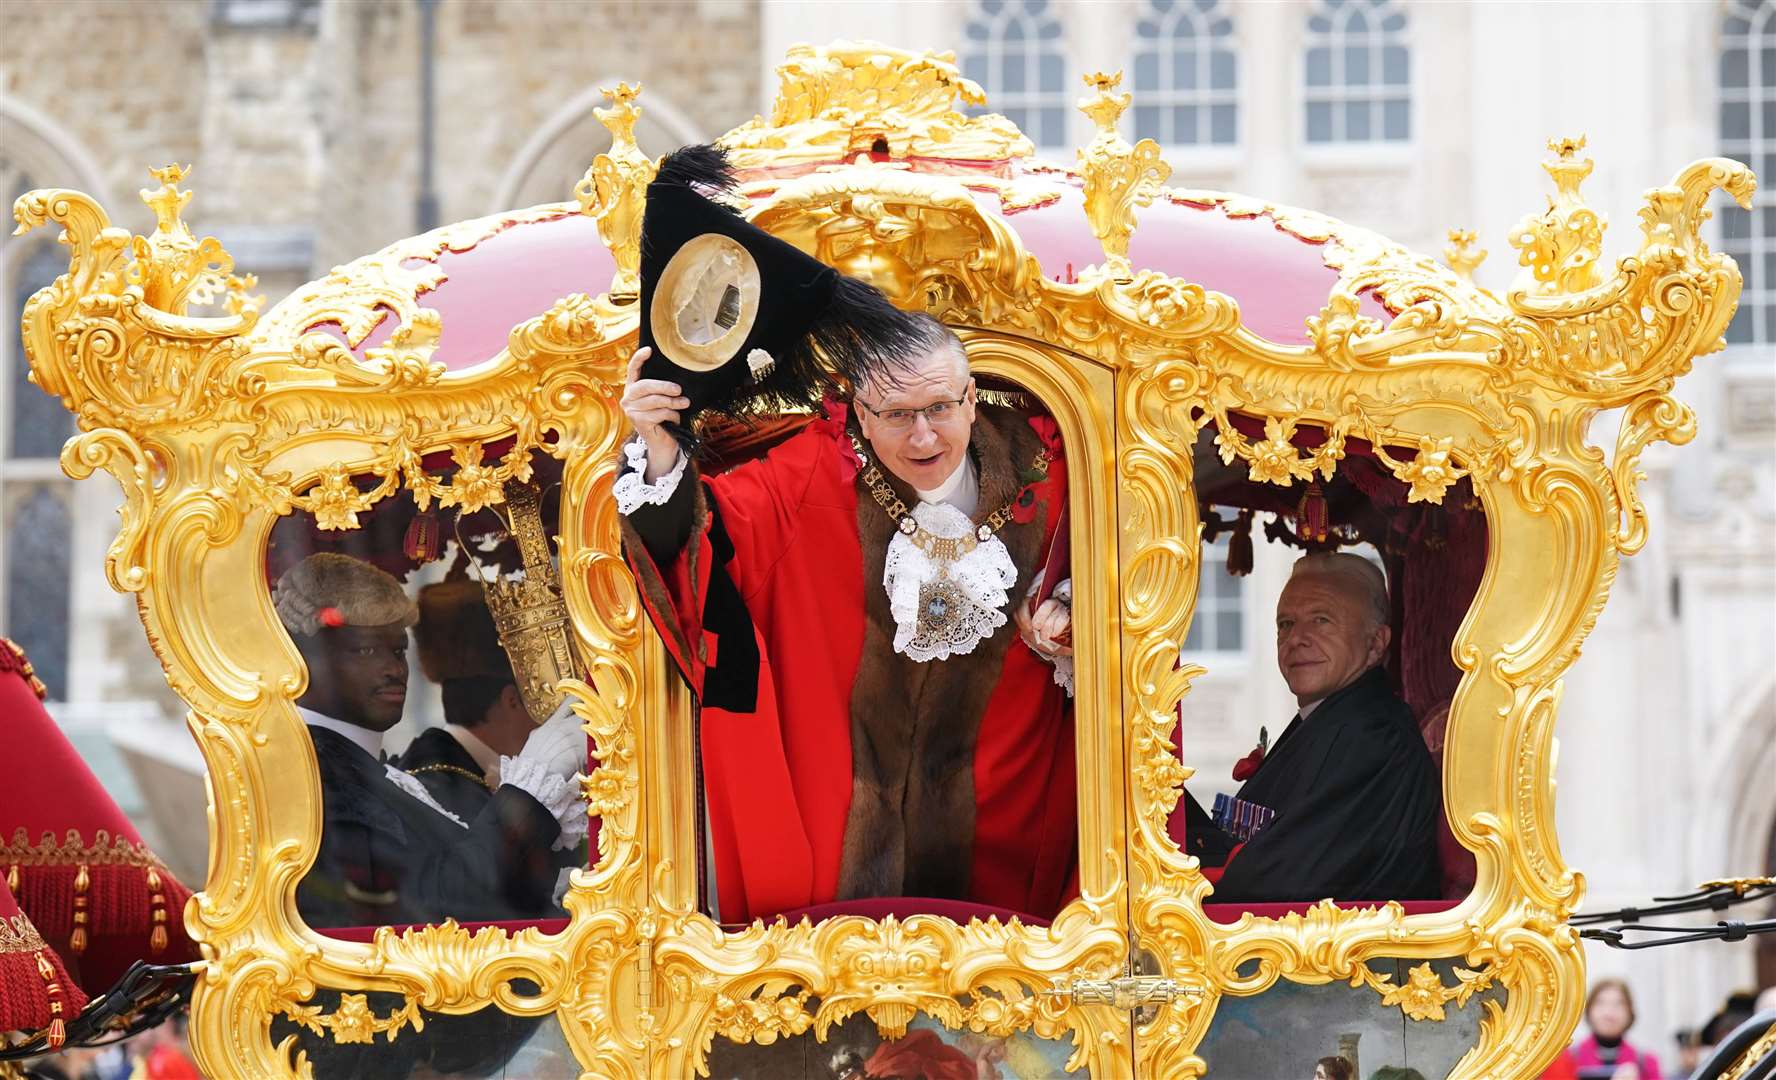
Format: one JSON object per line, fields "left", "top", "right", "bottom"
{"left": 460, "top": 480, "right": 586, "bottom": 724}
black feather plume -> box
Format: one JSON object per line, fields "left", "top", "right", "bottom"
{"left": 653, "top": 144, "right": 738, "bottom": 202}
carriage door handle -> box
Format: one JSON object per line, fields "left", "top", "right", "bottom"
{"left": 1043, "top": 974, "right": 1188, "bottom": 1010}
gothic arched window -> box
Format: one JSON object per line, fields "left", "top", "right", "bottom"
{"left": 1, "top": 188, "right": 77, "bottom": 700}
{"left": 1303, "top": 0, "right": 1410, "bottom": 144}
{"left": 1721, "top": 0, "right": 1774, "bottom": 345}
{"left": 1131, "top": 0, "right": 1239, "bottom": 148}
{"left": 962, "top": 0, "right": 1070, "bottom": 151}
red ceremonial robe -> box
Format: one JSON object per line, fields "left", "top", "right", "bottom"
{"left": 621, "top": 403, "right": 1077, "bottom": 924}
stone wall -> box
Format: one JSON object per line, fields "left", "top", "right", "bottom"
{"left": 2, "top": 0, "right": 762, "bottom": 292}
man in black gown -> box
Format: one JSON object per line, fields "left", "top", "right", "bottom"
{"left": 396, "top": 577, "right": 539, "bottom": 821}
{"left": 1185, "top": 552, "right": 1441, "bottom": 903}
{"left": 276, "top": 553, "right": 585, "bottom": 928}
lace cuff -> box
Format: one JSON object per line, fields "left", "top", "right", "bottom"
{"left": 613, "top": 436, "right": 686, "bottom": 515}
{"left": 386, "top": 765, "right": 467, "bottom": 828}
{"left": 1050, "top": 653, "right": 1075, "bottom": 698}
{"left": 499, "top": 756, "right": 589, "bottom": 851}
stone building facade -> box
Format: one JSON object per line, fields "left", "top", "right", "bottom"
{"left": 2, "top": 0, "right": 1771, "bottom": 1060}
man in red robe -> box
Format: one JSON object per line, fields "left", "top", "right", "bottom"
{"left": 617, "top": 314, "right": 1077, "bottom": 924}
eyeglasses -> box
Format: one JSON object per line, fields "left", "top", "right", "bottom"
{"left": 855, "top": 390, "right": 972, "bottom": 431}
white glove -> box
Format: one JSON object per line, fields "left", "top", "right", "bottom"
{"left": 513, "top": 698, "right": 586, "bottom": 780}
{"left": 498, "top": 699, "right": 589, "bottom": 851}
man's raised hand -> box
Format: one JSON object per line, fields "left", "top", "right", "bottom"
{"left": 620, "top": 346, "right": 688, "bottom": 481}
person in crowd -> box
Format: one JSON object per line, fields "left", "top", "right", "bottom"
{"left": 275, "top": 553, "right": 585, "bottom": 927}
{"left": 397, "top": 574, "right": 541, "bottom": 820}
{"left": 1365, "top": 1070, "right": 1427, "bottom": 1080}
{"left": 1553, "top": 978, "right": 1663, "bottom": 1080}
{"left": 1182, "top": 552, "right": 1441, "bottom": 902}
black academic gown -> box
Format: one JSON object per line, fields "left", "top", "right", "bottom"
{"left": 1188, "top": 666, "right": 1442, "bottom": 903}
{"left": 286, "top": 726, "right": 563, "bottom": 1079}
{"left": 396, "top": 726, "right": 496, "bottom": 821}
{"left": 297, "top": 725, "right": 563, "bottom": 928}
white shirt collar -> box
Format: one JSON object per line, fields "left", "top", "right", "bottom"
{"left": 298, "top": 705, "right": 384, "bottom": 759}
{"left": 445, "top": 723, "right": 502, "bottom": 783}
{"left": 914, "top": 455, "right": 979, "bottom": 516}
{"left": 1296, "top": 698, "right": 1324, "bottom": 720}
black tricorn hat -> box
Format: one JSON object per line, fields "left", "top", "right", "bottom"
{"left": 638, "top": 145, "right": 916, "bottom": 444}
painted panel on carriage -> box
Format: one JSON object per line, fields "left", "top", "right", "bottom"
{"left": 704, "top": 1013, "right": 1088, "bottom": 1080}
{"left": 1195, "top": 958, "right": 1508, "bottom": 1080}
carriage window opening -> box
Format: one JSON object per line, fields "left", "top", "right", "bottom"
{"left": 1720, "top": 0, "right": 1774, "bottom": 345}
{"left": 1132, "top": 0, "right": 1240, "bottom": 148}
{"left": 962, "top": 0, "right": 1070, "bottom": 152}
{"left": 1303, "top": 0, "right": 1410, "bottom": 144}
{"left": 269, "top": 467, "right": 594, "bottom": 933}
{"left": 1184, "top": 536, "right": 1246, "bottom": 655}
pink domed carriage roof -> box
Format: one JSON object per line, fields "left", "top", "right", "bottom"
{"left": 267, "top": 152, "right": 1398, "bottom": 373}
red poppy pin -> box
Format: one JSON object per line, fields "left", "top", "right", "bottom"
{"left": 1231, "top": 725, "right": 1270, "bottom": 782}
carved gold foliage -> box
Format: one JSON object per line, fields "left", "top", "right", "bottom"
{"left": 279, "top": 992, "right": 423, "bottom": 1045}
{"left": 1358, "top": 961, "right": 1497, "bottom": 1023}
{"left": 653, "top": 909, "right": 1127, "bottom": 1077}
{"left": 722, "top": 41, "right": 1033, "bottom": 167}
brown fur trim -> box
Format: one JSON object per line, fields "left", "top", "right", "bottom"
{"left": 836, "top": 406, "right": 1051, "bottom": 901}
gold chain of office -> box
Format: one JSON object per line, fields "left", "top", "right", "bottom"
{"left": 848, "top": 431, "right": 1050, "bottom": 561}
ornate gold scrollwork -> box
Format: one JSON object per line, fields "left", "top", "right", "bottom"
{"left": 722, "top": 41, "right": 1033, "bottom": 168}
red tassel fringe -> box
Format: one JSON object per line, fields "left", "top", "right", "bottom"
{"left": 5, "top": 861, "right": 191, "bottom": 953}
{"left": 0, "top": 943, "right": 87, "bottom": 1048}
{"left": 1296, "top": 481, "right": 1330, "bottom": 544}
{"left": 404, "top": 510, "right": 443, "bottom": 562}
{"left": 1227, "top": 509, "right": 1255, "bottom": 577}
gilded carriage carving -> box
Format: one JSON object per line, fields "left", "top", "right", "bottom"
{"left": 12, "top": 39, "right": 1755, "bottom": 1079}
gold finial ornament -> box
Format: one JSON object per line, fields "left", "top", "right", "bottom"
{"left": 1076, "top": 71, "right": 1171, "bottom": 282}
{"left": 1509, "top": 135, "right": 1606, "bottom": 295}
{"left": 574, "top": 82, "right": 655, "bottom": 302}
{"left": 1442, "top": 229, "right": 1487, "bottom": 284}
{"left": 473, "top": 480, "right": 587, "bottom": 723}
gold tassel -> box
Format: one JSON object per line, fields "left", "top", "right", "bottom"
{"left": 148, "top": 867, "right": 168, "bottom": 953}
{"left": 36, "top": 952, "right": 67, "bottom": 1050}
{"left": 70, "top": 863, "right": 89, "bottom": 954}
{"left": 5, "top": 863, "right": 16, "bottom": 892}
